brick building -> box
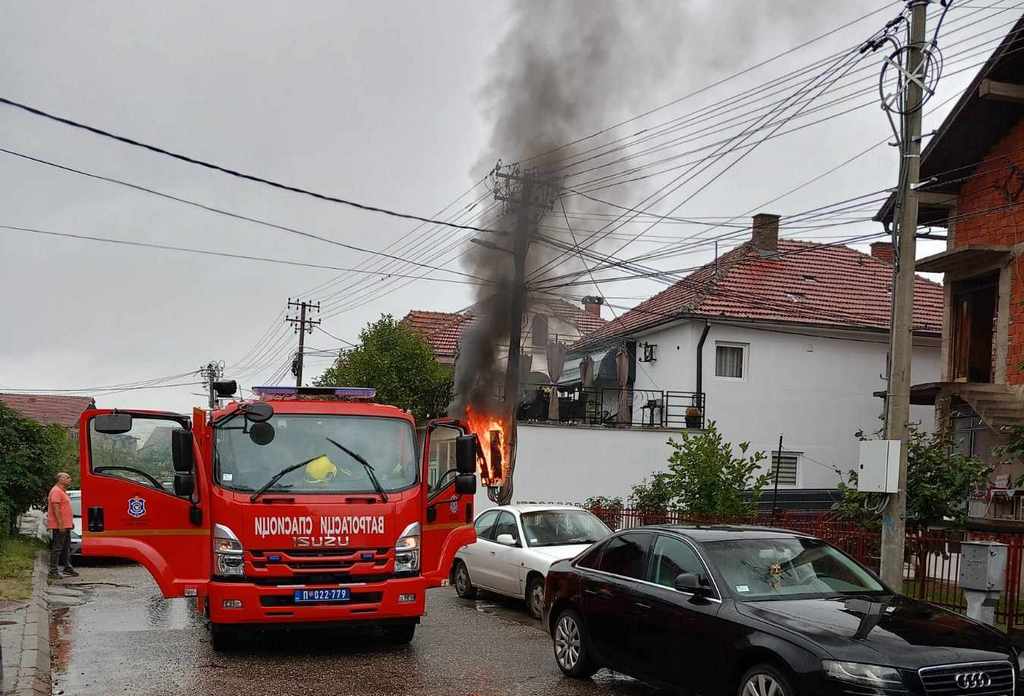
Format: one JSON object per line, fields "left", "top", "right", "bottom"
{"left": 876, "top": 15, "right": 1024, "bottom": 521}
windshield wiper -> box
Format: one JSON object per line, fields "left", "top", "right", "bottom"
{"left": 326, "top": 437, "right": 388, "bottom": 502}
{"left": 250, "top": 456, "right": 322, "bottom": 502}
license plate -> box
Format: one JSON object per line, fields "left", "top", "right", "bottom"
{"left": 293, "top": 588, "right": 351, "bottom": 603}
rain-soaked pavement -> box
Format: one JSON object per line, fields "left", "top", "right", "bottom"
{"left": 52, "top": 562, "right": 672, "bottom": 696}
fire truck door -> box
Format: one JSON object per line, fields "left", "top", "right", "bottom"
{"left": 79, "top": 409, "right": 210, "bottom": 598}
{"left": 421, "top": 421, "right": 476, "bottom": 587}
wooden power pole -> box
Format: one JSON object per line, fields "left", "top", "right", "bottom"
{"left": 287, "top": 299, "right": 321, "bottom": 388}
{"left": 880, "top": 1, "right": 927, "bottom": 588}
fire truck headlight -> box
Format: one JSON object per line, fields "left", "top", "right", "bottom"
{"left": 394, "top": 522, "right": 420, "bottom": 575}
{"left": 213, "top": 524, "right": 244, "bottom": 578}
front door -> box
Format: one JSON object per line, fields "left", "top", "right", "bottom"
{"left": 488, "top": 510, "right": 524, "bottom": 596}
{"left": 420, "top": 421, "right": 476, "bottom": 587}
{"left": 79, "top": 409, "right": 210, "bottom": 598}
{"left": 634, "top": 533, "right": 724, "bottom": 689}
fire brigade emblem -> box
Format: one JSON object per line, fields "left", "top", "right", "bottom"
{"left": 127, "top": 496, "right": 147, "bottom": 519}
{"left": 449, "top": 497, "right": 458, "bottom": 514}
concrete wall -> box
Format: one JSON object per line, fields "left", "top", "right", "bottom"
{"left": 474, "top": 422, "right": 682, "bottom": 512}
{"left": 630, "top": 319, "right": 941, "bottom": 490}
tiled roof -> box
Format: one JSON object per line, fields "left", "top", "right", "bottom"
{"left": 573, "top": 239, "right": 944, "bottom": 349}
{"left": 0, "top": 393, "right": 95, "bottom": 428}
{"left": 401, "top": 299, "right": 607, "bottom": 359}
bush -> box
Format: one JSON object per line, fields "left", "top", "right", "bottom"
{"left": 0, "top": 403, "right": 71, "bottom": 535}
{"left": 628, "top": 474, "right": 674, "bottom": 516}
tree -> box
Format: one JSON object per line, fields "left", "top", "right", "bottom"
{"left": 0, "top": 403, "right": 70, "bottom": 535}
{"left": 662, "top": 422, "right": 770, "bottom": 517}
{"left": 315, "top": 314, "right": 452, "bottom": 422}
{"left": 835, "top": 427, "right": 991, "bottom": 529}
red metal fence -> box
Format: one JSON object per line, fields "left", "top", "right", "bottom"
{"left": 587, "top": 506, "right": 1024, "bottom": 632}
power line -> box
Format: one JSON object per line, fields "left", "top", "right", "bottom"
{"left": 0, "top": 96, "right": 506, "bottom": 236}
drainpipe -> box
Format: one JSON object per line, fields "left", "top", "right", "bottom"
{"left": 695, "top": 321, "right": 710, "bottom": 415}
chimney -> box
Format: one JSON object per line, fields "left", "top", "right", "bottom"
{"left": 751, "top": 213, "right": 780, "bottom": 254}
{"left": 581, "top": 295, "right": 604, "bottom": 318}
{"left": 870, "top": 241, "right": 894, "bottom": 263}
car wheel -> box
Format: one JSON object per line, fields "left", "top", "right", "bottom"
{"left": 453, "top": 561, "right": 477, "bottom": 599}
{"left": 526, "top": 575, "right": 544, "bottom": 620}
{"left": 737, "top": 664, "right": 794, "bottom": 696}
{"left": 553, "top": 608, "right": 597, "bottom": 679}
{"left": 382, "top": 621, "right": 416, "bottom": 645}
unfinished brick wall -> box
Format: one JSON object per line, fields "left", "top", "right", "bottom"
{"left": 954, "top": 118, "right": 1024, "bottom": 384}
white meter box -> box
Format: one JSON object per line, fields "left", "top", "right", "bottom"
{"left": 857, "top": 440, "right": 901, "bottom": 493}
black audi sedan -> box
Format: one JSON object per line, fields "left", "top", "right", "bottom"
{"left": 542, "top": 525, "right": 1021, "bottom": 696}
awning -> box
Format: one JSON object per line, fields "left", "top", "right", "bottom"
{"left": 559, "top": 349, "right": 611, "bottom": 385}
{"left": 916, "top": 245, "right": 1011, "bottom": 273}
{"left": 873, "top": 381, "right": 951, "bottom": 406}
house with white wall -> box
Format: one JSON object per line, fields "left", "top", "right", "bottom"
{"left": 553, "top": 213, "right": 944, "bottom": 500}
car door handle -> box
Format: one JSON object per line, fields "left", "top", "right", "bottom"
{"left": 634, "top": 601, "right": 652, "bottom": 610}
{"left": 584, "top": 588, "right": 613, "bottom": 598}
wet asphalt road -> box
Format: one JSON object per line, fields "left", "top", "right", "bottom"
{"left": 52, "top": 562, "right": 673, "bottom": 696}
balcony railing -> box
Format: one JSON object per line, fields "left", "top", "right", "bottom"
{"left": 516, "top": 383, "right": 705, "bottom": 429}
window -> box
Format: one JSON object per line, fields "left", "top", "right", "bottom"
{"left": 648, "top": 535, "right": 707, "bottom": 589}
{"left": 474, "top": 510, "right": 500, "bottom": 541}
{"left": 520, "top": 509, "right": 610, "bottom": 547}
{"left": 770, "top": 452, "right": 799, "bottom": 486}
{"left": 531, "top": 314, "right": 549, "bottom": 348}
{"left": 427, "top": 425, "right": 459, "bottom": 494}
{"left": 493, "top": 511, "right": 520, "bottom": 544}
{"left": 595, "top": 532, "right": 651, "bottom": 579}
{"left": 575, "top": 542, "right": 605, "bottom": 570}
{"left": 90, "top": 416, "right": 186, "bottom": 494}
{"left": 715, "top": 342, "right": 746, "bottom": 379}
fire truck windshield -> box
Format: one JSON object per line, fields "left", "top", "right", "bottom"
{"left": 215, "top": 414, "right": 417, "bottom": 494}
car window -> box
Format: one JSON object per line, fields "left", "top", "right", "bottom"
{"left": 520, "top": 509, "right": 610, "bottom": 547}
{"left": 493, "top": 511, "right": 520, "bottom": 543}
{"left": 702, "top": 537, "right": 887, "bottom": 600}
{"left": 595, "top": 532, "right": 650, "bottom": 579}
{"left": 575, "top": 541, "right": 604, "bottom": 569}
{"left": 474, "top": 511, "right": 499, "bottom": 541}
{"left": 648, "top": 535, "right": 706, "bottom": 589}
{"left": 90, "top": 416, "right": 186, "bottom": 495}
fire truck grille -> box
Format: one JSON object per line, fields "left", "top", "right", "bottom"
{"left": 259, "top": 591, "right": 384, "bottom": 607}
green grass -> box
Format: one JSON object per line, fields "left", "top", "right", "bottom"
{"left": 0, "top": 535, "right": 45, "bottom": 601}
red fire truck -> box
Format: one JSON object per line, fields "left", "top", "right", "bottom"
{"left": 79, "top": 385, "right": 478, "bottom": 649}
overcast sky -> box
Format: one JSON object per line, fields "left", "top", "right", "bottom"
{"left": 1, "top": 1, "right": 1019, "bottom": 413}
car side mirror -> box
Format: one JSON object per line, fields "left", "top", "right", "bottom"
{"left": 454, "top": 473, "right": 476, "bottom": 495}
{"left": 94, "top": 413, "right": 133, "bottom": 434}
{"left": 455, "top": 434, "right": 478, "bottom": 475}
{"left": 496, "top": 533, "right": 519, "bottom": 547}
{"left": 171, "top": 429, "right": 194, "bottom": 473}
{"left": 673, "top": 572, "right": 712, "bottom": 597}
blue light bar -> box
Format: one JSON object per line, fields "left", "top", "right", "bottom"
{"left": 252, "top": 386, "right": 376, "bottom": 400}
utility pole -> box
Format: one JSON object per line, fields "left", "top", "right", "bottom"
{"left": 880, "top": 1, "right": 927, "bottom": 588}
{"left": 200, "top": 361, "right": 224, "bottom": 410}
{"left": 286, "top": 299, "right": 321, "bottom": 388}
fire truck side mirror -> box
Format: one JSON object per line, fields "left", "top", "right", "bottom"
{"left": 455, "top": 435, "right": 478, "bottom": 475}
{"left": 243, "top": 401, "right": 274, "bottom": 423}
{"left": 455, "top": 473, "right": 476, "bottom": 495}
{"left": 173, "top": 473, "right": 195, "bottom": 498}
{"left": 171, "top": 429, "right": 194, "bottom": 474}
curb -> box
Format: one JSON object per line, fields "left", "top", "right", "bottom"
{"left": 12, "top": 553, "right": 50, "bottom": 696}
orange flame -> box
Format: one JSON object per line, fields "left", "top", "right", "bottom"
{"left": 464, "top": 405, "right": 512, "bottom": 486}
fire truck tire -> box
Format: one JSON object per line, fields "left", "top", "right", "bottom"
{"left": 452, "top": 561, "right": 477, "bottom": 599}
{"left": 209, "top": 623, "right": 240, "bottom": 652}
{"left": 382, "top": 621, "right": 416, "bottom": 644}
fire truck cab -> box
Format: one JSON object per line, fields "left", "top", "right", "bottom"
{"left": 79, "top": 386, "right": 478, "bottom": 649}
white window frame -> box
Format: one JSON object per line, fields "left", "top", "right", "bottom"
{"left": 769, "top": 451, "right": 801, "bottom": 487}
{"left": 714, "top": 341, "right": 748, "bottom": 381}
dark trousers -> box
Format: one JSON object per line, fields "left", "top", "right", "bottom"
{"left": 50, "top": 529, "right": 72, "bottom": 572}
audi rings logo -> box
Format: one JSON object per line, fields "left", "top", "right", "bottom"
{"left": 954, "top": 671, "right": 992, "bottom": 690}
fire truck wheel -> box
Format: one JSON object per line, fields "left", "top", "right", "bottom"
{"left": 453, "top": 561, "right": 477, "bottom": 599}
{"left": 526, "top": 574, "right": 544, "bottom": 620}
{"left": 209, "top": 623, "right": 240, "bottom": 652}
{"left": 382, "top": 621, "right": 416, "bottom": 644}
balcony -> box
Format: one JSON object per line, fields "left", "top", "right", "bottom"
{"left": 516, "top": 383, "right": 706, "bottom": 430}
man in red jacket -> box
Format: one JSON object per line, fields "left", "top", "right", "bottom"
{"left": 47, "top": 472, "right": 78, "bottom": 580}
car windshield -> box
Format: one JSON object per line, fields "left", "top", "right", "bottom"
{"left": 215, "top": 414, "right": 417, "bottom": 494}
{"left": 701, "top": 537, "right": 887, "bottom": 601}
{"left": 520, "top": 510, "right": 610, "bottom": 548}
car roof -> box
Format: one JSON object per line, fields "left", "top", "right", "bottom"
{"left": 636, "top": 524, "right": 813, "bottom": 543}
{"left": 485, "top": 504, "right": 589, "bottom": 514}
